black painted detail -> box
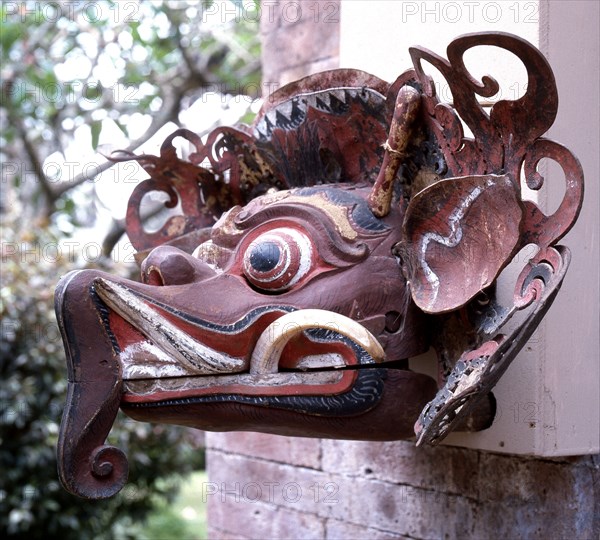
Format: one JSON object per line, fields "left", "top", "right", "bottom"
{"left": 254, "top": 87, "right": 386, "bottom": 141}
{"left": 249, "top": 241, "right": 281, "bottom": 272}
{"left": 328, "top": 92, "right": 350, "bottom": 115}
{"left": 122, "top": 367, "right": 387, "bottom": 417}
{"left": 115, "top": 287, "right": 296, "bottom": 334}
{"left": 295, "top": 187, "right": 389, "bottom": 233}
{"left": 274, "top": 105, "right": 305, "bottom": 132}
{"left": 315, "top": 96, "right": 329, "bottom": 111}
{"left": 90, "top": 284, "right": 121, "bottom": 354}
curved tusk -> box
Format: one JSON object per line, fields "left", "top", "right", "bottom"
{"left": 250, "top": 309, "right": 385, "bottom": 375}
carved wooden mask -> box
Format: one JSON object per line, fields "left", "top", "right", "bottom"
{"left": 55, "top": 33, "right": 583, "bottom": 498}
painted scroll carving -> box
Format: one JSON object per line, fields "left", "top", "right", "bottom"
{"left": 55, "top": 32, "right": 583, "bottom": 498}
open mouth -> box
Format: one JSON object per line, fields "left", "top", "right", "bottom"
{"left": 93, "top": 278, "right": 389, "bottom": 407}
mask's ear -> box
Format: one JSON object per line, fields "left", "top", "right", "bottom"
{"left": 400, "top": 174, "right": 523, "bottom": 313}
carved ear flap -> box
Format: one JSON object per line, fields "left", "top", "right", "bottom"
{"left": 399, "top": 174, "right": 523, "bottom": 314}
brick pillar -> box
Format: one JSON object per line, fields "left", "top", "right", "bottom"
{"left": 260, "top": 0, "right": 340, "bottom": 91}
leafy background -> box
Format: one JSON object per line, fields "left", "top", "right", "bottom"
{"left": 1, "top": 1, "right": 260, "bottom": 538}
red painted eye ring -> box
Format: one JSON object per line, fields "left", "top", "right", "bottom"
{"left": 243, "top": 228, "right": 313, "bottom": 292}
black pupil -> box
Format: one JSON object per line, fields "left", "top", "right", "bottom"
{"left": 249, "top": 242, "right": 281, "bottom": 273}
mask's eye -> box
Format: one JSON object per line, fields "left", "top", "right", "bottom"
{"left": 243, "top": 228, "right": 313, "bottom": 292}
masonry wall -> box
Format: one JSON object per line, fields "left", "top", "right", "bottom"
{"left": 205, "top": 2, "right": 599, "bottom": 538}
{"left": 207, "top": 433, "right": 598, "bottom": 539}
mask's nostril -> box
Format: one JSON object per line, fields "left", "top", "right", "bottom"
{"left": 141, "top": 247, "right": 198, "bottom": 286}
{"left": 144, "top": 266, "right": 164, "bottom": 286}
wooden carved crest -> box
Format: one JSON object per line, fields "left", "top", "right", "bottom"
{"left": 55, "top": 33, "right": 583, "bottom": 498}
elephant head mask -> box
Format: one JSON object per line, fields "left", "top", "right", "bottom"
{"left": 55, "top": 32, "right": 583, "bottom": 498}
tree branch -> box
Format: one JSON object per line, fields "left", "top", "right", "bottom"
{"left": 52, "top": 82, "right": 186, "bottom": 198}
{"left": 6, "top": 106, "right": 55, "bottom": 210}
{"left": 24, "top": 4, "right": 261, "bottom": 205}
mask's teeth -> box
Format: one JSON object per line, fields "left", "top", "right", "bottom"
{"left": 94, "top": 278, "right": 245, "bottom": 375}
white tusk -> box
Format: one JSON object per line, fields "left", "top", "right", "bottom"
{"left": 94, "top": 278, "right": 245, "bottom": 374}
{"left": 250, "top": 309, "right": 385, "bottom": 375}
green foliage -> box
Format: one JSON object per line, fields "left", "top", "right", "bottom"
{"left": 136, "top": 471, "right": 208, "bottom": 540}
{"left": 0, "top": 218, "right": 205, "bottom": 539}
{"left": 1, "top": 0, "right": 261, "bottom": 225}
